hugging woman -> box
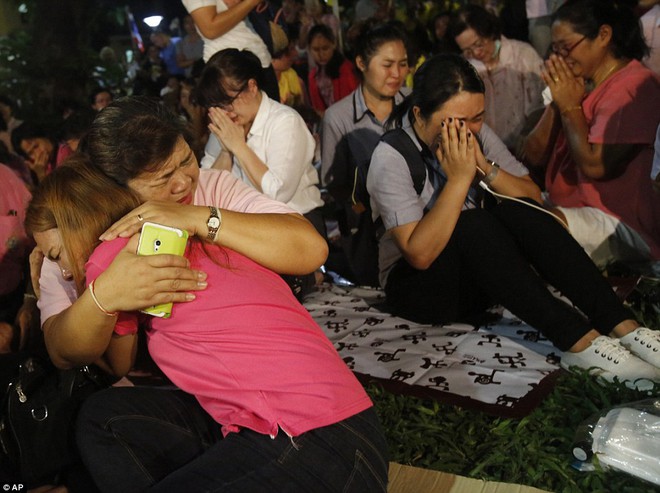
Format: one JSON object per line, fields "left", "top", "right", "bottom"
{"left": 25, "top": 97, "right": 388, "bottom": 492}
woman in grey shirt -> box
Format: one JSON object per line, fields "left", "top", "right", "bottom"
{"left": 366, "top": 54, "right": 660, "bottom": 390}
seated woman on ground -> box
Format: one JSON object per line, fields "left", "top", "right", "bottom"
{"left": 449, "top": 4, "right": 545, "bottom": 153}
{"left": 320, "top": 21, "right": 410, "bottom": 286}
{"left": 366, "top": 53, "right": 660, "bottom": 391}
{"left": 522, "top": 0, "right": 660, "bottom": 274}
{"left": 25, "top": 158, "right": 389, "bottom": 492}
{"left": 196, "top": 49, "right": 326, "bottom": 236}
{"left": 196, "top": 49, "right": 326, "bottom": 297}
{"left": 307, "top": 24, "right": 359, "bottom": 117}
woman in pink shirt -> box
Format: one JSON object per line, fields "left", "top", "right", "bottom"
{"left": 523, "top": 0, "right": 660, "bottom": 273}
{"left": 26, "top": 157, "right": 388, "bottom": 491}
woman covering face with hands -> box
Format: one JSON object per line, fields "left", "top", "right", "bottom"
{"left": 196, "top": 49, "right": 324, "bottom": 233}
{"left": 523, "top": 0, "right": 660, "bottom": 273}
{"left": 366, "top": 53, "right": 660, "bottom": 390}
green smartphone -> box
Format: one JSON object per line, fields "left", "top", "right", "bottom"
{"left": 136, "top": 222, "right": 189, "bottom": 318}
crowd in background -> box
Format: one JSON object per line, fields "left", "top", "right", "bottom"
{"left": 0, "top": 0, "right": 659, "bottom": 489}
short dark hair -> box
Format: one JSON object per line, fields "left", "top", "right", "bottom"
{"left": 307, "top": 24, "right": 345, "bottom": 79}
{"left": 80, "top": 96, "right": 186, "bottom": 186}
{"left": 553, "top": 0, "right": 649, "bottom": 60}
{"left": 449, "top": 4, "right": 501, "bottom": 41}
{"left": 195, "top": 49, "right": 265, "bottom": 108}
{"left": 389, "top": 53, "right": 485, "bottom": 129}
{"left": 90, "top": 87, "right": 113, "bottom": 106}
{"left": 11, "top": 122, "right": 56, "bottom": 159}
{"left": 353, "top": 21, "right": 408, "bottom": 68}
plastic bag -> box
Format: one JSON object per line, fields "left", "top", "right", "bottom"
{"left": 571, "top": 398, "right": 660, "bottom": 486}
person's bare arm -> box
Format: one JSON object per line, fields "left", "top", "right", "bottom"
{"left": 101, "top": 202, "right": 328, "bottom": 275}
{"left": 391, "top": 120, "right": 476, "bottom": 269}
{"left": 521, "top": 103, "right": 561, "bottom": 169}
{"left": 188, "top": 1, "right": 262, "bottom": 40}
{"left": 43, "top": 242, "right": 206, "bottom": 369}
{"left": 538, "top": 55, "right": 641, "bottom": 180}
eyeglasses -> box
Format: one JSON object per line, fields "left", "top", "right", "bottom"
{"left": 550, "top": 36, "right": 586, "bottom": 58}
{"left": 460, "top": 37, "right": 487, "bottom": 58}
{"left": 217, "top": 84, "right": 247, "bottom": 110}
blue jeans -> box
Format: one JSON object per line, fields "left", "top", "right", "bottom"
{"left": 75, "top": 386, "right": 389, "bottom": 492}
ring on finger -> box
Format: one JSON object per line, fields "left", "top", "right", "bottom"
{"left": 137, "top": 214, "right": 144, "bottom": 222}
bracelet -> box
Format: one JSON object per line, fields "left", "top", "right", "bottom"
{"left": 561, "top": 105, "right": 583, "bottom": 116}
{"left": 23, "top": 293, "right": 37, "bottom": 301}
{"left": 483, "top": 161, "right": 500, "bottom": 185}
{"left": 89, "top": 279, "right": 118, "bottom": 317}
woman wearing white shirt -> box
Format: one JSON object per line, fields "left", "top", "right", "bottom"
{"left": 196, "top": 49, "right": 325, "bottom": 300}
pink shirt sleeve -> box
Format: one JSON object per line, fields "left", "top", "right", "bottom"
{"left": 38, "top": 169, "right": 293, "bottom": 328}
{"left": 85, "top": 238, "right": 139, "bottom": 336}
{"left": 195, "top": 169, "right": 297, "bottom": 213}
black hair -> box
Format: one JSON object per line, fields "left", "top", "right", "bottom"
{"left": 195, "top": 49, "right": 265, "bottom": 108}
{"left": 388, "top": 53, "right": 485, "bottom": 129}
{"left": 61, "top": 109, "right": 97, "bottom": 142}
{"left": 448, "top": 4, "right": 501, "bottom": 41}
{"left": 352, "top": 21, "right": 409, "bottom": 68}
{"left": 11, "top": 122, "right": 57, "bottom": 160}
{"left": 307, "top": 24, "right": 344, "bottom": 79}
{"left": 80, "top": 96, "right": 187, "bottom": 186}
{"left": 553, "top": 0, "right": 649, "bottom": 60}
{"left": 89, "top": 87, "right": 113, "bottom": 106}
{"left": 0, "top": 94, "right": 18, "bottom": 114}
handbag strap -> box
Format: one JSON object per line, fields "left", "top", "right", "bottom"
{"left": 273, "top": 7, "right": 283, "bottom": 24}
{"left": 256, "top": 1, "right": 269, "bottom": 14}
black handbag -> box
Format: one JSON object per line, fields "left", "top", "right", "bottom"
{"left": 0, "top": 355, "right": 112, "bottom": 486}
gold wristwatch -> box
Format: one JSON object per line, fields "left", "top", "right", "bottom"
{"left": 207, "top": 206, "right": 221, "bottom": 241}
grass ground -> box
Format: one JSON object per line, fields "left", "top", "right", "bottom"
{"left": 369, "top": 276, "right": 660, "bottom": 493}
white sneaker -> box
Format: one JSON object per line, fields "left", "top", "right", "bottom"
{"left": 560, "top": 336, "right": 660, "bottom": 391}
{"left": 619, "top": 327, "right": 660, "bottom": 369}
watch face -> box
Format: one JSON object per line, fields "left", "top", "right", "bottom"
{"left": 208, "top": 217, "right": 220, "bottom": 228}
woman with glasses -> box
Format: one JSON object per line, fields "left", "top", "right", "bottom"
{"left": 523, "top": 0, "right": 660, "bottom": 274}
{"left": 449, "top": 4, "right": 545, "bottom": 152}
{"left": 196, "top": 48, "right": 325, "bottom": 297}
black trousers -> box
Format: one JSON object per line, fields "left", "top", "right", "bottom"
{"left": 385, "top": 200, "right": 632, "bottom": 351}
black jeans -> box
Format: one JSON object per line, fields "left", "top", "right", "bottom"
{"left": 75, "top": 386, "right": 389, "bottom": 493}
{"left": 385, "top": 200, "right": 632, "bottom": 351}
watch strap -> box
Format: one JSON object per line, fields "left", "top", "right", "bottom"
{"left": 207, "top": 206, "right": 221, "bottom": 241}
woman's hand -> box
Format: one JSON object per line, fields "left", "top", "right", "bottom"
{"left": 94, "top": 235, "right": 207, "bottom": 314}
{"left": 542, "top": 55, "right": 585, "bottom": 112}
{"left": 99, "top": 201, "right": 205, "bottom": 241}
{"left": 29, "top": 246, "right": 44, "bottom": 299}
{"left": 435, "top": 118, "right": 477, "bottom": 184}
{"left": 208, "top": 107, "right": 247, "bottom": 155}
{"left": 26, "top": 147, "right": 50, "bottom": 182}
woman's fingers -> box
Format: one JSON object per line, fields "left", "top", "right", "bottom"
{"left": 29, "top": 246, "right": 44, "bottom": 299}
{"left": 101, "top": 250, "right": 208, "bottom": 312}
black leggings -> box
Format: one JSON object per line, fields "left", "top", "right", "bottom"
{"left": 385, "top": 200, "right": 632, "bottom": 351}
